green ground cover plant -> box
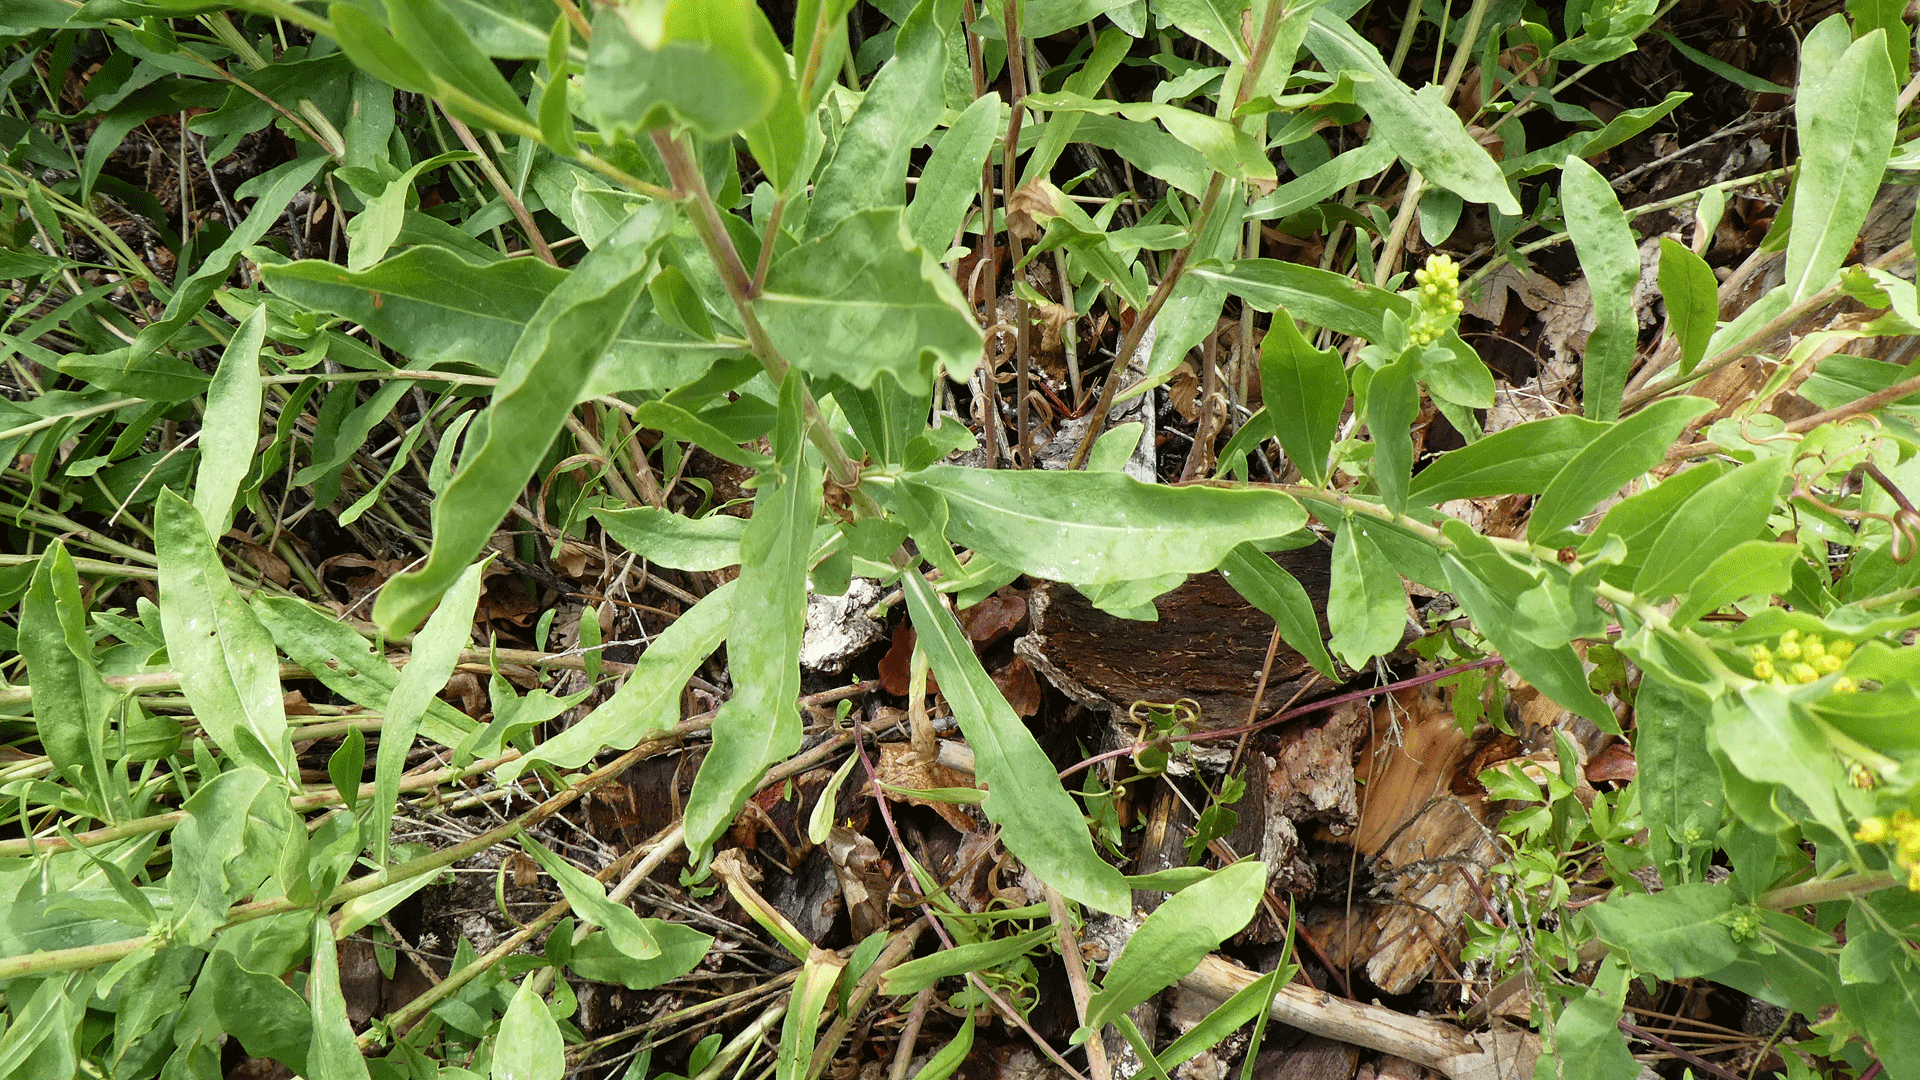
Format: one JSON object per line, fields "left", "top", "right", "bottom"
{"left": 7, "top": 0, "right": 1920, "bottom": 1076}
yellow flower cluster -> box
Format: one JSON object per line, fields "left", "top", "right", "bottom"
{"left": 1748, "top": 630, "right": 1855, "bottom": 692}
{"left": 1407, "top": 254, "right": 1465, "bottom": 347}
{"left": 1854, "top": 811, "right": 1920, "bottom": 892}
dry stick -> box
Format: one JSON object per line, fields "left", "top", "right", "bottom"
{"left": 1003, "top": 0, "right": 1032, "bottom": 468}
{"left": 889, "top": 988, "right": 936, "bottom": 1080}
{"left": 1046, "top": 885, "right": 1114, "bottom": 1080}
{"left": 443, "top": 109, "right": 557, "bottom": 266}
{"left": 805, "top": 918, "right": 933, "bottom": 1080}
{"left": 1067, "top": 240, "right": 1202, "bottom": 470}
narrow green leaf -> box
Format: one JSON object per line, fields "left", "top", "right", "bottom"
{"left": 882, "top": 926, "right": 1057, "bottom": 995}
{"left": 21, "top": 544, "right": 118, "bottom": 814}
{"left": 158, "top": 491, "right": 298, "bottom": 785}
{"left": 1302, "top": 13, "right": 1519, "bottom": 214}
{"left": 344, "top": 151, "right": 477, "bottom": 272}
{"left": 1670, "top": 540, "right": 1797, "bottom": 625}
{"left": 1785, "top": 27, "right": 1896, "bottom": 302}
{"left": 1365, "top": 354, "right": 1418, "bottom": 516}
{"left": 592, "top": 506, "right": 747, "bottom": 571}
{"left": 328, "top": 2, "right": 434, "bottom": 96}
{"left": 520, "top": 837, "right": 659, "bottom": 960}
{"left": 386, "top": 0, "right": 533, "bottom": 127}
{"left": 1021, "top": 28, "right": 1130, "bottom": 186}
{"left": 563, "top": 922, "right": 714, "bottom": 989}
{"left": 1191, "top": 258, "right": 1411, "bottom": 340}
{"left": 682, "top": 376, "right": 820, "bottom": 862}
{"left": 251, "top": 597, "right": 478, "bottom": 749}
{"left": 1218, "top": 542, "right": 1336, "bottom": 680}
{"left": 1258, "top": 307, "right": 1346, "bottom": 486}
{"left": 374, "top": 561, "right": 485, "bottom": 866}
{"left": 1634, "top": 455, "right": 1788, "bottom": 600}
{"left": 1082, "top": 861, "right": 1265, "bottom": 1034}
{"left": 1561, "top": 156, "right": 1640, "bottom": 421}
{"left": 907, "top": 92, "right": 1001, "bottom": 251}
{"left": 740, "top": 12, "right": 808, "bottom": 194}
{"left": 492, "top": 978, "right": 564, "bottom": 1080}
{"left": 1245, "top": 140, "right": 1396, "bottom": 221}
{"left": 904, "top": 574, "right": 1131, "bottom": 915}
{"left": 1327, "top": 519, "right": 1403, "bottom": 669}
{"left": 776, "top": 951, "right": 846, "bottom": 1080}
{"left": 166, "top": 766, "right": 282, "bottom": 944}
{"left": 1025, "top": 90, "right": 1274, "bottom": 187}
{"left": 758, "top": 208, "right": 983, "bottom": 394}
{"left": 1409, "top": 414, "right": 1608, "bottom": 505}
{"left": 1528, "top": 396, "right": 1714, "bottom": 543}
{"left": 193, "top": 303, "right": 266, "bottom": 539}
{"left": 374, "top": 207, "right": 669, "bottom": 634}
{"left": 905, "top": 465, "right": 1307, "bottom": 585}
{"left": 1656, "top": 237, "right": 1718, "bottom": 376}
{"left": 309, "top": 917, "right": 373, "bottom": 1080}
{"left": 809, "top": 0, "right": 950, "bottom": 236}
{"left": 539, "top": 15, "right": 576, "bottom": 151}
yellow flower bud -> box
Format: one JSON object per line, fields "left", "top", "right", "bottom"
{"left": 1830, "top": 639, "right": 1856, "bottom": 660}
{"left": 1858, "top": 817, "right": 1892, "bottom": 844}
{"left": 1803, "top": 636, "right": 1825, "bottom": 660}
{"left": 1908, "top": 863, "right": 1920, "bottom": 894}
{"left": 1749, "top": 644, "right": 1772, "bottom": 663}
{"left": 1752, "top": 660, "right": 1776, "bottom": 680}
{"left": 1834, "top": 676, "right": 1859, "bottom": 694}
{"left": 1791, "top": 662, "right": 1818, "bottom": 683}
{"left": 1816, "top": 654, "right": 1842, "bottom": 674}
{"left": 1780, "top": 629, "right": 1801, "bottom": 644}
{"left": 1777, "top": 640, "right": 1802, "bottom": 661}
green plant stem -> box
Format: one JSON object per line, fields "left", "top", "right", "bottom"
{"left": 647, "top": 130, "right": 872, "bottom": 502}
{"left": 1761, "top": 870, "right": 1902, "bottom": 909}
{"left": 1046, "top": 885, "right": 1113, "bottom": 1080}
{"left": 0, "top": 397, "right": 143, "bottom": 443}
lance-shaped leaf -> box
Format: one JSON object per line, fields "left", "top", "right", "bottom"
{"left": 1365, "top": 354, "right": 1419, "bottom": 516}
{"left": 261, "top": 249, "right": 725, "bottom": 391}
{"left": 1219, "top": 543, "right": 1336, "bottom": 680}
{"left": 1657, "top": 237, "right": 1718, "bottom": 377}
{"left": 1785, "top": 25, "right": 1895, "bottom": 303}
{"left": 757, "top": 208, "right": 983, "bottom": 393}
{"left": 1327, "top": 520, "right": 1403, "bottom": 669}
{"left": 1081, "top": 861, "right": 1265, "bottom": 1036}
{"left": 309, "top": 917, "right": 373, "bottom": 1080}
{"left": 20, "top": 544, "right": 119, "bottom": 815}
{"left": 582, "top": 0, "right": 783, "bottom": 140}
{"left": 1528, "top": 396, "right": 1714, "bottom": 543}
{"left": 1303, "top": 13, "right": 1520, "bottom": 214}
{"left": 1634, "top": 455, "right": 1788, "bottom": 601}
{"left": 682, "top": 375, "right": 821, "bottom": 863}
{"left": 373, "top": 562, "right": 484, "bottom": 866}
{"left": 520, "top": 836, "right": 659, "bottom": 960}
{"left": 904, "top": 574, "right": 1131, "bottom": 915}
{"left": 374, "top": 207, "right": 670, "bottom": 634}
{"left": 907, "top": 92, "right": 1001, "bottom": 251}
{"left": 1191, "top": 259, "right": 1411, "bottom": 340}
{"left": 1562, "top": 156, "right": 1639, "bottom": 421}
{"left": 904, "top": 465, "right": 1306, "bottom": 585}
{"left": 385, "top": 0, "right": 533, "bottom": 130}
{"left": 809, "top": 0, "right": 950, "bottom": 237}
{"left": 492, "top": 977, "right": 564, "bottom": 1080}
{"left": 193, "top": 303, "right": 266, "bottom": 540}
{"left": 157, "top": 491, "right": 298, "bottom": 786}
{"left": 1409, "top": 414, "right": 1609, "bottom": 506}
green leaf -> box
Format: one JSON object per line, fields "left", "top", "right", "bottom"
{"left": 904, "top": 574, "right": 1131, "bottom": 915}
{"left": 810, "top": 0, "right": 951, "bottom": 236}
{"left": 1156, "top": 967, "right": 1283, "bottom": 1070}
{"left": 1409, "top": 414, "right": 1608, "bottom": 505}
{"left": 777, "top": 951, "right": 846, "bottom": 1080}
{"left": 520, "top": 836, "right": 659, "bottom": 960}
{"left": 386, "top": 0, "right": 534, "bottom": 128}
{"left": 252, "top": 597, "right": 478, "bottom": 749}
{"left": 157, "top": 491, "right": 298, "bottom": 785}
{"left": 193, "top": 303, "right": 266, "bottom": 540}
{"left": 883, "top": 926, "right": 1057, "bottom": 995}
{"left": 1327, "top": 519, "right": 1403, "bottom": 669}
{"left": 1302, "top": 13, "right": 1519, "bottom": 214}
{"left": 374, "top": 561, "right": 485, "bottom": 865}
{"left": 1021, "top": 28, "right": 1130, "bottom": 186}
{"left": 907, "top": 92, "right": 1001, "bottom": 251}
{"left": 1258, "top": 307, "right": 1345, "bottom": 486}
{"left": 904, "top": 465, "right": 1307, "bottom": 585}
{"left": 1217, "top": 544, "right": 1335, "bottom": 680}
{"left": 582, "top": 0, "right": 783, "bottom": 140}
{"left": 1082, "top": 861, "right": 1264, "bottom": 1035}
{"left": 1632, "top": 675, "right": 1723, "bottom": 881}
{"left": 309, "top": 916, "right": 374, "bottom": 1080}
{"left": 1191, "top": 258, "right": 1411, "bottom": 340}
{"left": 344, "top": 151, "right": 477, "bottom": 272}
{"left": 20, "top": 544, "right": 118, "bottom": 815}
{"left": 205, "top": 951, "right": 311, "bottom": 1072}
{"left": 564, "top": 922, "right": 713, "bottom": 989}
{"left": 539, "top": 15, "right": 576, "bottom": 151}
{"left": 1561, "top": 156, "right": 1640, "bottom": 421}
{"left": 1575, "top": 460, "right": 1724, "bottom": 587}
{"left": 1246, "top": 140, "right": 1396, "bottom": 221}
{"left": 492, "top": 978, "right": 563, "bottom": 1080}
{"left": 1551, "top": 956, "right": 1642, "bottom": 1080}
{"left": 1785, "top": 26, "right": 1896, "bottom": 302}
{"left": 1633, "top": 455, "right": 1788, "bottom": 600}
{"left": 682, "top": 376, "right": 819, "bottom": 862}
{"left": 757, "top": 208, "right": 982, "bottom": 394}
{"left": 1155, "top": 0, "right": 1249, "bottom": 63}
{"left": 740, "top": 15, "right": 807, "bottom": 193}
{"left": 374, "top": 208, "right": 670, "bottom": 634}
{"left": 1527, "top": 396, "right": 1714, "bottom": 543}
{"left": 1024, "top": 90, "right": 1274, "bottom": 187}
{"left": 1365, "top": 354, "right": 1418, "bottom": 516}
{"left": 592, "top": 506, "right": 746, "bottom": 571}
{"left": 1710, "top": 686, "right": 1855, "bottom": 837}
{"left": 1441, "top": 521, "right": 1617, "bottom": 730}
{"left": 166, "top": 767, "right": 284, "bottom": 944}
{"left": 1670, "top": 540, "right": 1798, "bottom": 625}
{"left": 1656, "top": 237, "right": 1718, "bottom": 377}
{"left": 329, "top": 2, "right": 434, "bottom": 96}
{"left": 1581, "top": 882, "right": 1739, "bottom": 980}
